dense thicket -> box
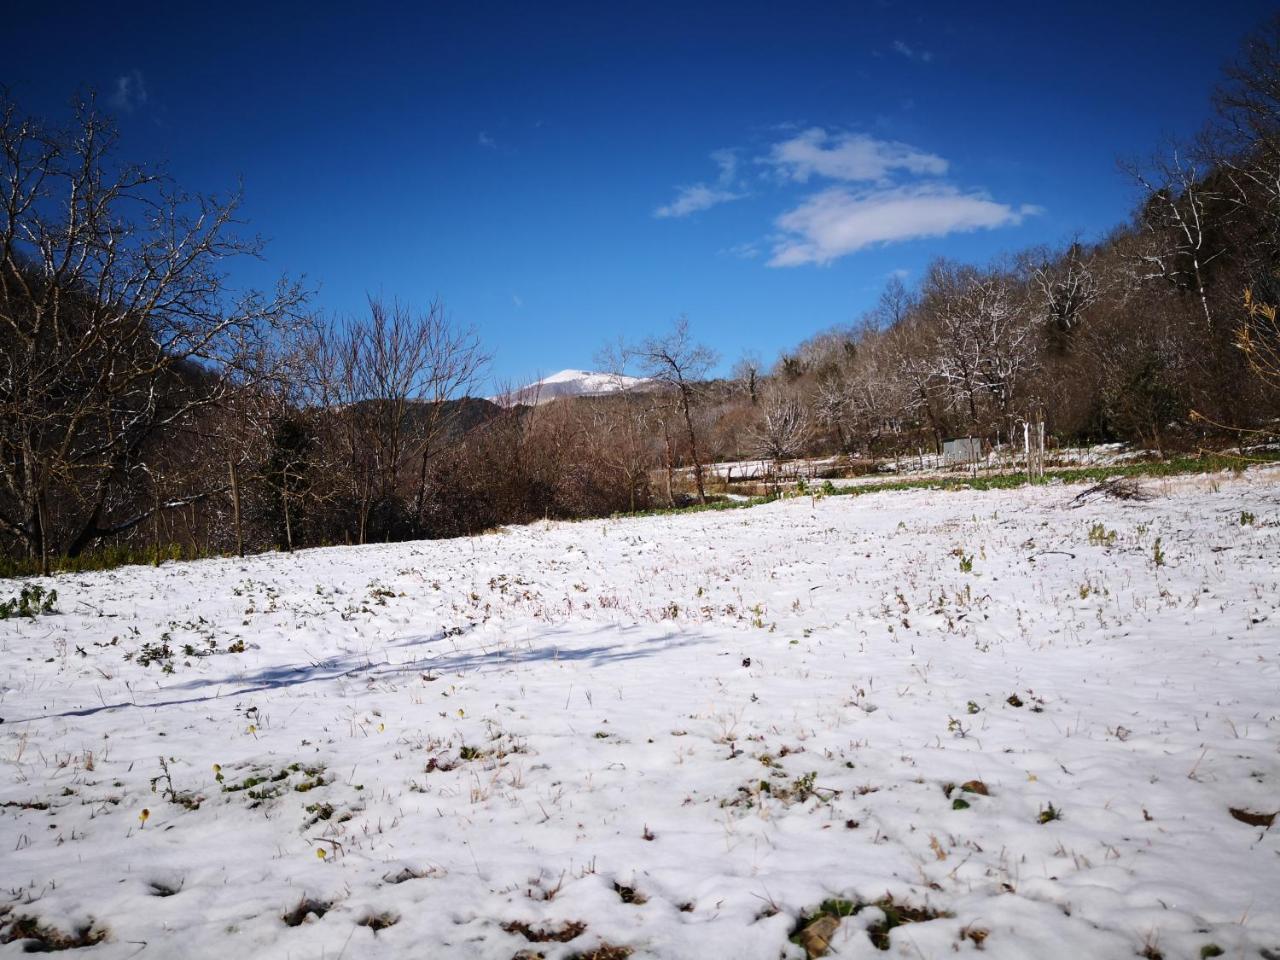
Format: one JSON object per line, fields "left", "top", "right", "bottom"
{"left": 3, "top": 18, "right": 1280, "bottom": 571}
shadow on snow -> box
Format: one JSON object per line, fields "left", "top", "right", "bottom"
{"left": 6, "top": 623, "right": 713, "bottom": 724}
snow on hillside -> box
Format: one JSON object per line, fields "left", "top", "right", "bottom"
{"left": 493, "top": 369, "right": 651, "bottom": 405}
{"left": 2, "top": 471, "right": 1279, "bottom": 959}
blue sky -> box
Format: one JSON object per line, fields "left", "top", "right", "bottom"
{"left": 7, "top": 1, "right": 1274, "bottom": 389}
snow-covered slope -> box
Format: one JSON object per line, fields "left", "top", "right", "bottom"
{"left": 492, "top": 368, "right": 651, "bottom": 405}
{"left": 2, "top": 470, "right": 1280, "bottom": 959}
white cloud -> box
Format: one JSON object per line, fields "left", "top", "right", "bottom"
{"left": 892, "top": 40, "right": 933, "bottom": 63}
{"left": 710, "top": 148, "right": 737, "bottom": 183}
{"left": 109, "top": 70, "right": 148, "bottom": 113}
{"left": 765, "top": 127, "right": 947, "bottom": 184}
{"left": 722, "top": 240, "right": 762, "bottom": 260}
{"left": 655, "top": 184, "right": 742, "bottom": 219}
{"left": 769, "top": 184, "right": 1041, "bottom": 267}
{"left": 512, "top": 294, "right": 524, "bottom": 308}
{"left": 661, "top": 127, "right": 1038, "bottom": 264}
{"left": 478, "top": 131, "right": 496, "bottom": 148}
{"left": 654, "top": 147, "right": 744, "bottom": 219}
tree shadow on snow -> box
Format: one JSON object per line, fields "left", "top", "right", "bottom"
{"left": 7, "top": 624, "right": 712, "bottom": 724}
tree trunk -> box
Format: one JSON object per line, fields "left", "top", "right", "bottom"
{"left": 678, "top": 385, "right": 706, "bottom": 504}
{"left": 37, "top": 494, "right": 49, "bottom": 577}
{"left": 661, "top": 421, "right": 675, "bottom": 507}
{"left": 414, "top": 440, "right": 433, "bottom": 528}
{"left": 282, "top": 470, "right": 294, "bottom": 553}
{"left": 65, "top": 486, "right": 110, "bottom": 559}
{"left": 228, "top": 459, "right": 244, "bottom": 558}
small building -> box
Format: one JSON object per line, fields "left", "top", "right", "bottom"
{"left": 943, "top": 437, "right": 983, "bottom": 467}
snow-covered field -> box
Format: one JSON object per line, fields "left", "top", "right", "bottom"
{"left": 2, "top": 470, "right": 1279, "bottom": 959}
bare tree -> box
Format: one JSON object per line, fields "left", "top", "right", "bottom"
{"left": 0, "top": 93, "right": 306, "bottom": 569}
{"left": 594, "top": 341, "right": 660, "bottom": 510}
{"left": 1031, "top": 242, "right": 1099, "bottom": 340}
{"left": 1208, "top": 14, "right": 1280, "bottom": 271}
{"left": 1127, "top": 148, "right": 1226, "bottom": 330}
{"left": 922, "top": 260, "right": 1040, "bottom": 434}
{"left": 229, "top": 324, "right": 325, "bottom": 554}
{"left": 874, "top": 303, "right": 949, "bottom": 452}
{"left": 870, "top": 273, "right": 915, "bottom": 329}
{"left": 402, "top": 305, "right": 488, "bottom": 525}
{"left": 731, "top": 353, "right": 763, "bottom": 405}
{"left": 750, "top": 387, "right": 810, "bottom": 465}
{"left": 843, "top": 327, "right": 913, "bottom": 455}
{"left": 307, "top": 297, "right": 485, "bottom": 544}
{"left": 813, "top": 373, "right": 853, "bottom": 451}
{"left": 633, "top": 316, "right": 717, "bottom": 504}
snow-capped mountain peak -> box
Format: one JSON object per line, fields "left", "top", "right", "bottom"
{"left": 492, "top": 369, "right": 651, "bottom": 405}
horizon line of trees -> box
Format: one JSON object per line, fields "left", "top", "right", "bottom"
{"left": 3, "top": 16, "right": 1280, "bottom": 573}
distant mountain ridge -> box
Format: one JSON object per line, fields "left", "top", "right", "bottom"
{"left": 492, "top": 369, "right": 652, "bottom": 406}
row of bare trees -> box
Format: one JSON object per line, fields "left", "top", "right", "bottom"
{"left": 0, "top": 84, "right": 729, "bottom": 571}
{"left": 698, "top": 18, "right": 1280, "bottom": 466}
{"left": 0, "top": 95, "right": 306, "bottom": 571}
{"left": 3, "top": 16, "right": 1280, "bottom": 571}
{"left": 566, "top": 19, "right": 1280, "bottom": 482}
{"left": 0, "top": 82, "right": 687, "bottom": 571}
{"left": 0, "top": 90, "right": 496, "bottom": 571}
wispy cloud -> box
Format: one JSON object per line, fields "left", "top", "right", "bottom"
{"left": 662, "top": 126, "right": 1037, "bottom": 264}
{"left": 654, "top": 147, "right": 745, "bottom": 218}
{"left": 512, "top": 294, "right": 524, "bottom": 308}
{"left": 710, "top": 148, "right": 737, "bottom": 183}
{"left": 478, "top": 131, "right": 496, "bottom": 148}
{"left": 109, "top": 69, "right": 148, "bottom": 113}
{"left": 655, "top": 184, "right": 742, "bottom": 219}
{"left": 765, "top": 128, "right": 947, "bottom": 184}
{"left": 892, "top": 40, "right": 933, "bottom": 63}
{"left": 769, "top": 184, "right": 1040, "bottom": 267}
{"left": 722, "top": 240, "right": 762, "bottom": 260}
